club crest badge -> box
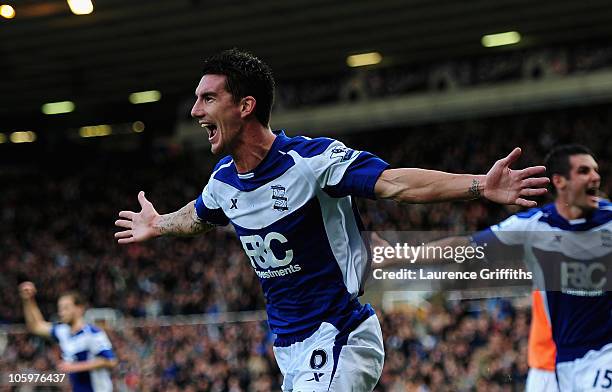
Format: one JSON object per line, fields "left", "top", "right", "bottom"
{"left": 329, "top": 146, "right": 354, "bottom": 162}
{"left": 271, "top": 185, "right": 289, "bottom": 211}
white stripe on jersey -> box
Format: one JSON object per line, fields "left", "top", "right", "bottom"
{"left": 317, "top": 191, "right": 366, "bottom": 297}
{"left": 209, "top": 157, "right": 316, "bottom": 229}
{"left": 52, "top": 323, "right": 114, "bottom": 392}
{"left": 491, "top": 211, "right": 612, "bottom": 259}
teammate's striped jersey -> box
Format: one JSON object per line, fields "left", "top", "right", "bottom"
{"left": 195, "top": 131, "right": 389, "bottom": 342}
{"left": 528, "top": 290, "right": 556, "bottom": 371}
{"left": 472, "top": 200, "right": 612, "bottom": 363}
{"left": 51, "top": 323, "right": 115, "bottom": 392}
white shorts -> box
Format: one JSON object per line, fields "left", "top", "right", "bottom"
{"left": 526, "top": 368, "right": 558, "bottom": 392}
{"left": 556, "top": 343, "right": 612, "bottom": 391}
{"left": 273, "top": 314, "right": 385, "bottom": 392}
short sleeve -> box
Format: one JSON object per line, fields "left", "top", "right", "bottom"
{"left": 194, "top": 182, "right": 230, "bottom": 226}
{"left": 470, "top": 212, "right": 538, "bottom": 261}
{"left": 89, "top": 330, "right": 116, "bottom": 359}
{"left": 306, "top": 139, "right": 389, "bottom": 199}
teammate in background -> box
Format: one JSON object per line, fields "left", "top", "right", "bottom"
{"left": 471, "top": 145, "right": 611, "bottom": 391}
{"left": 18, "top": 281, "right": 117, "bottom": 392}
{"left": 380, "top": 144, "right": 609, "bottom": 391}
{"left": 114, "top": 49, "right": 549, "bottom": 391}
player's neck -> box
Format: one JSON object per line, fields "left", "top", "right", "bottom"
{"left": 232, "top": 125, "right": 276, "bottom": 173}
{"left": 69, "top": 318, "right": 85, "bottom": 334}
{"left": 555, "top": 199, "right": 585, "bottom": 221}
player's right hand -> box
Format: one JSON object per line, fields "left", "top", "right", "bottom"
{"left": 114, "top": 191, "right": 161, "bottom": 244}
{"left": 18, "top": 281, "right": 37, "bottom": 300}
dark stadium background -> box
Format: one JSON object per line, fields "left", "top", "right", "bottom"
{"left": 1, "top": 0, "right": 611, "bottom": 391}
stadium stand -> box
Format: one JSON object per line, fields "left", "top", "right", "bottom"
{"left": 1, "top": 103, "right": 610, "bottom": 390}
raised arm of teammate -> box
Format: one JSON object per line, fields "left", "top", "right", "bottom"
{"left": 57, "top": 358, "right": 117, "bottom": 373}
{"left": 375, "top": 147, "right": 548, "bottom": 207}
{"left": 18, "top": 281, "right": 52, "bottom": 337}
{"left": 114, "top": 191, "right": 213, "bottom": 244}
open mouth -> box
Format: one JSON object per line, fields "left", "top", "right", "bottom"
{"left": 201, "top": 123, "right": 218, "bottom": 139}
{"left": 586, "top": 187, "right": 598, "bottom": 197}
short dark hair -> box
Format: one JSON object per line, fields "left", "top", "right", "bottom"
{"left": 59, "top": 291, "right": 86, "bottom": 307}
{"left": 544, "top": 144, "right": 595, "bottom": 189}
{"left": 201, "top": 48, "right": 275, "bottom": 127}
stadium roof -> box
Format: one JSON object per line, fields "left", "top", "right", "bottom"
{"left": 2, "top": 0, "right": 612, "bottom": 128}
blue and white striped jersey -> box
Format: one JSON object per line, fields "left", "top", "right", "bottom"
{"left": 195, "top": 131, "right": 389, "bottom": 342}
{"left": 51, "top": 323, "right": 115, "bottom": 392}
{"left": 472, "top": 200, "right": 612, "bottom": 363}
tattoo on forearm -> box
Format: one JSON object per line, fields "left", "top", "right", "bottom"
{"left": 158, "top": 203, "right": 209, "bottom": 236}
{"left": 469, "top": 179, "right": 482, "bottom": 199}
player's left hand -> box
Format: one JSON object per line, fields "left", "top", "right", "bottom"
{"left": 484, "top": 147, "right": 549, "bottom": 208}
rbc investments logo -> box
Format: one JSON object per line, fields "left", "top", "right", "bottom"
{"left": 560, "top": 261, "right": 607, "bottom": 295}
{"left": 239, "top": 232, "right": 301, "bottom": 278}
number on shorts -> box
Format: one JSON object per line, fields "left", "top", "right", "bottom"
{"left": 593, "top": 369, "right": 612, "bottom": 389}
{"left": 309, "top": 349, "right": 328, "bottom": 370}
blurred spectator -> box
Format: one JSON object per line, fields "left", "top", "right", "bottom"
{"left": 0, "top": 299, "right": 528, "bottom": 391}
{"left": 273, "top": 43, "right": 612, "bottom": 109}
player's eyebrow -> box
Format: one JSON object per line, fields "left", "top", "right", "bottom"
{"left": 195, "top": 90, "right": 217, "bottom": 98}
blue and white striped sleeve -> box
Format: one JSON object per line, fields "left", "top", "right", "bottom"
{"left": 305, "top": 139, "right": 389, "bottom": 199}
{"left": 471, "top": 211, "right": 537, "bottom": 260}
{"left": 194, "top": 182, "right": 230, "bottom": 226}
{"left": 89, "top": 329, "right": 116, "bottom": 360}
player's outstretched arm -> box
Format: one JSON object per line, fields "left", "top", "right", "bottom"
{"left": 374, "top": 148, "right": 549, "bottom": 207}
{"left": 58, "top": 358, "right": 118, "bottom": 373}
{"left": 114, "top": 191, "right": 212, "bottom": 244}
{"left": 18, "top": 282, "right": 52, "bottom": 337}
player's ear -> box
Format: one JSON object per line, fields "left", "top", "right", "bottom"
{"left": 239, "top": 96, "right": 256, "bottom": 119}
{"left": 552, "top": 173, "right": 567, "bottom": 191}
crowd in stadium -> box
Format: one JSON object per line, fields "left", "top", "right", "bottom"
{"left": 276, "top": 42, "right": 612, "bottom": 108}
{"left": 4, "top": 299, "right": 528, "bottom": 391}
{"left": 1, "top": 104, "right": 611, "bottom": 390}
